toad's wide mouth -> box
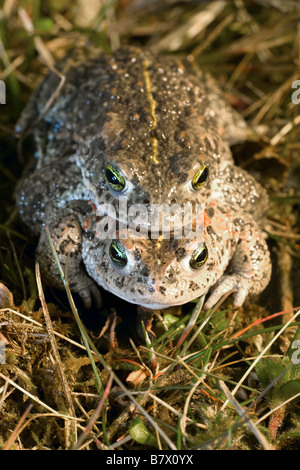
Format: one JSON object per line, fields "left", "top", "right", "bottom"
{"left": 109, "top": 289, "right": 207, "bottom": 310}
{"left": 96, "top": 275, "right": 209, "bottom": 310}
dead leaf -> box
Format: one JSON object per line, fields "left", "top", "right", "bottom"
{"left": 0, "top": 282, "right": 14, "bottom": 309}
{"left": 126, "top": 368, "right": 149, "bottom": 387}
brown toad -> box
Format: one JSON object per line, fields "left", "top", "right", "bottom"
{"left": 16, "top": 46, "right": 270, "bottom": 307}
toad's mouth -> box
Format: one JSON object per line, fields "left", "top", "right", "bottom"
{"left": 97, "top": 276, "right": 208, "bottom": 310}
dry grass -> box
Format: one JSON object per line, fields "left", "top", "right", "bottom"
{"left": 0, "top": 0, "right": 300, "bottom": 450}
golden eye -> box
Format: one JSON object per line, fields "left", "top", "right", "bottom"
{"left": 109, "top": 241, "right": 128, "bottom": 268}
{"left": 189, "top": 244, "right": 208, "bottom": 270}
{"left": 105, "top": 163, "right": 126, "bottom": 192}
{"left": 192, "top": 165, "right": 209, "bottom": 190}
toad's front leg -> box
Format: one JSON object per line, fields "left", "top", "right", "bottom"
{"left": 36, "top": 211, "right": 102, "bottom": 309}
{"left": 204, "top": 216, "right": 271, "bottom": 309}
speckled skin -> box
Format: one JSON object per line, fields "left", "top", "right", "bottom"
{"left": 16, "top": 46, "right": 250, "bottom": 229}
{"left": 80, "top": 201, "right": 271, "bottom": 309}
{"left": 16, "top": 46, "right": 271, "bottom": 309}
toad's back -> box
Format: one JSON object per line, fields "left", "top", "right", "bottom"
{"left": 16, "top": 46, "right": 241, "bottom": 173}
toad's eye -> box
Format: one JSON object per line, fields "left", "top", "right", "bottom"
{"left": 192, "top": 165, "right": 209, "bottom": 190}
{"left": 189, "top": 244, "right": 208, "bottom": 270}
{"left": 105, "top": 163, "right": 126, "bottom": 192}
{"left": 109, "top": 241, "right": 128, "bottom": 268}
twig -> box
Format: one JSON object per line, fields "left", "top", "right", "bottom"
{"left": 35, "top": 262, "right": 77, "bottom": 448}
{"left": 219, "top": 380, "right": 273, "bottom": 450}
{"left": 0, "top": 307, "right": 90, "bottom": 351}
{"left": 148, "top": 392, "right": 206, "bottom": 429}
{"left": 180, "top": 362, "right": 208, "bottom": 439}
{"left": 220, "top": 309, "right": 300, "bottom": 410}
{"left": 46, "top": 228, "right": 177, "bottom": 450}
{"left": 0, "top": 372, "right": 60, "bottom": 415}
{"left": 0, "top": 377, "right": 9, "bottom": 411}
{"left": 73, "top": 373, "right": 114, "bottom": 450}
{"left": 255, "top": 392, "right": 300, "bottom": 426}
{"left": 3, "top": 403, "right": 33, "bottom": 450}
{"left": 277, "top": 244, "right": 294, "bottom": 322}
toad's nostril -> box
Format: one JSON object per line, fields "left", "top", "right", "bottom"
{"left": 170, "top": 198, "right": 177, "bottom": 204}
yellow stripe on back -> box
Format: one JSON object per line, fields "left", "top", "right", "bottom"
{"left": 143, "top": 58, "right": 159, "bottom": 165}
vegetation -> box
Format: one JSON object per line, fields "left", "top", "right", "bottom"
{"left": 0, "top": 0, "right": 300, "bottom": 450}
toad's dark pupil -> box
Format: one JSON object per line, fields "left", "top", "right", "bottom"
{"left": 189, "top": 244, "right": 208, "bottom": 270}
{"left": 198, "top": 166, "right": 208, "bottom": 183}
{"left": 197, "top": 248, "right": 207, "bottom": 262}
{"left": 106, "top": 169, "right": 117, "bottom": 183}
{"left": 109, "top": 241, "right": 127, "bottom": 267}
{"left": 192, "top": 165, "right": 209, "bottom": 190}
{"left": 105, "top": 164, "right": 126, "bottom": 192}
{"left": 111, "top": 245, "right": 121, "bottom": 260}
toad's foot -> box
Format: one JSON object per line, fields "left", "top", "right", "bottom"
{"left": 204, "top": 213, "right": 272, "bottom": 310}
{"left": 203, "top": 273, "right": 253, "bottom": 310}
{"left": 36, "top": 211, "right": 102, "bottom": 310}
{"left": 68, "top": 273, "right": 102, "bottom": 310}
